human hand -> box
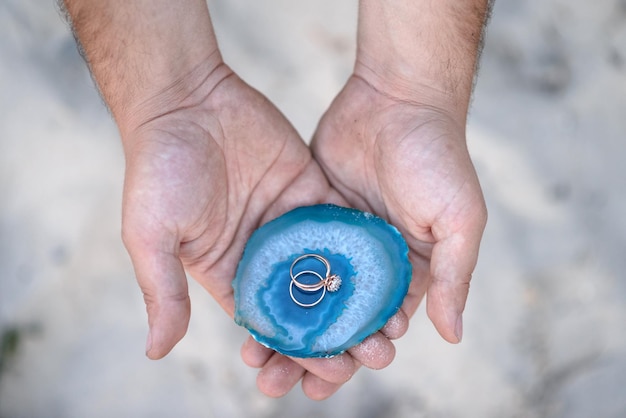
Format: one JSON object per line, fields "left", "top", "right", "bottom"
{"left": 311, "top": 75, "right": 488, "bottom": 344}
{"left": 120, "top": 67, "right": 336, "bottom": 355}
{"left": 241, "top": 72, "right": 487, "bottom": 400}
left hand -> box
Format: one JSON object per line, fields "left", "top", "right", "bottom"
{"left": 310, "top": 75, "right": 488, "bottom": 346}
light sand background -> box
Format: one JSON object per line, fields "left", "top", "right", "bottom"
{"left": 1, "top": 0, "right": 625, "bottom": 417}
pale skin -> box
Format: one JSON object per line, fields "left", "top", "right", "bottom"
{"left": 62, "top": 0, "right": 489, "bottom": 400}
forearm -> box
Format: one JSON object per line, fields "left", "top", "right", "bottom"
{"left": 62, "top": 0, "right": 223, "bottom": 131}
{"left": 356, "top": 0, "right": 493, "bottom": 116}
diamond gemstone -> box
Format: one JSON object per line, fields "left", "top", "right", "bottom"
{"left": 326, "top": 274, "right": 342, "bottom": 292}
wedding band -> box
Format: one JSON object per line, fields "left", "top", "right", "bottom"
{"left": 289, "top": 253, "right": 342, "bottom": 308}
{"left": 292, "top": 270, "right": 326, "bottom": 292}
{"left": 289, "top": 270, "right": 326, "bottom": 308}
{"left": 290, "top": 254, "right": 330, "bottom": 285}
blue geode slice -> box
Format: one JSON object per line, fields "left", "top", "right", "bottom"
{"left": 233, "top": 204, "right": 412, "bottom": 358}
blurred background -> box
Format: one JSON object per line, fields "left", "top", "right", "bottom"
{"left": 1, "top": 0, "right": 625, "bottom": 416}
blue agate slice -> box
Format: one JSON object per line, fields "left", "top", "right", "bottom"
{"left": 233, "top": 204, "right": 412, "bottom": 358}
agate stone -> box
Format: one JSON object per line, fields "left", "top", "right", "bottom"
{"left": 233, "top": 204, "right": 412, "bottom": 358}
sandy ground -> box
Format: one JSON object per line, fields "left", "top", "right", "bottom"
{"left": 1, "top": 0, "right": 626, "bottom": 417}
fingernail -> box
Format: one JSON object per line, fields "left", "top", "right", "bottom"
{"left": 454, "top": 315, "right": 463, "bottom": 342}
{"left": 145, "top": 329, "right": 153, "bottom": 355}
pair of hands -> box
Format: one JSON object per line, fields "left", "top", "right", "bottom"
{"left": 121, "top": 61, "right": 486, "bottom": 400}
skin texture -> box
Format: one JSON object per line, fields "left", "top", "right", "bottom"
{"left": 61, "top": 0, "right": 490, "bottom": 400}
{"left": 122, "top": 71, "right": 408, "bottom": 399}
{"left": 311, "top": 75, "right": 486, "bottom": 344}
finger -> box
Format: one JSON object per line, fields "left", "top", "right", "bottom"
{"left": 301, "top": 372, "right": 344, "bottom": 400}
{"left": 427, "top": 206, "right": 487, "bottom": 343}
{"left": 241, "top": 336, "right": 274, "bottom": 368}
{"left": 348, "top": 333, "right": 395, "bottom": 370}
{"left": 139, "top": 253, "right": 190, "bottom": 359}
{"left": 256, "top": 353, "right": 306, "bottom": 398}
{"left": 380, "top": 309, "right": 409, "bottom": 340}
{"left": 123, "top": 231, "right": 190, "bottom": 359}
{"left": 289, "top": 353, "right": 356, "bottom": 385}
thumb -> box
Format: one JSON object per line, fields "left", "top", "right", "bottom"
{"left": 427, "top": 205, "right": 487, "bottom": 343}
{"left": 124, "top": 230, "right": 190, "bottom": 360}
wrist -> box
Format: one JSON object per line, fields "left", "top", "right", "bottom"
{"left": 116, "top": 55, "right": 232, "bottom": 138}
{"left": 352, "top": 60, "right": 468, "bottom": 121}
{"left": 63, "top": 0, "right": 222, "bottom": 130}
{"left": 355, "top": 0, "right": 492, "bottom": 117}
